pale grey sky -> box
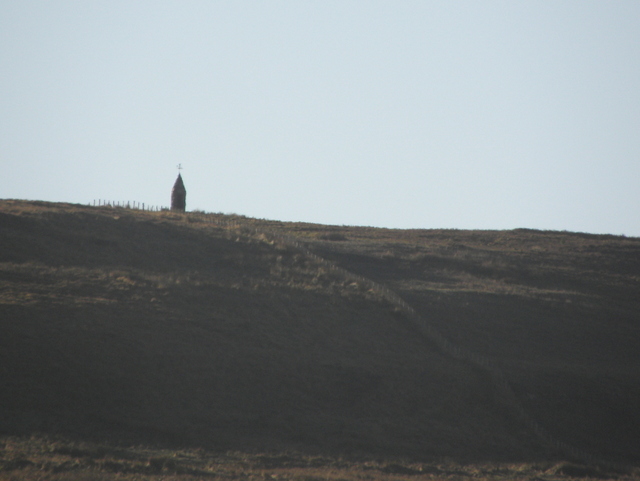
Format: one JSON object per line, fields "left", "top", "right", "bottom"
{"left": 2, "top": 1, "right": 639, "bottom": 235}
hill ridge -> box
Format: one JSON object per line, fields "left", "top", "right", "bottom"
{"left": 1, "top": 200, "right": 639, "bottom": 465}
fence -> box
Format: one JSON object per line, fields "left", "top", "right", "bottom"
{"left": 90, "top": 199, "right": 164, "bottom": 211}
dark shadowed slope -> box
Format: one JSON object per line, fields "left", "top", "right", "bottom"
{"left": 1, "top": 200, "right": 639, "bottom": 465}
{"left": 285, "top": 223, "right": 640, "bottom": 464}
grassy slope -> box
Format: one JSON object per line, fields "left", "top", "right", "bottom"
{"left": 0, "top": 200, "right": 639, "bottom": 466}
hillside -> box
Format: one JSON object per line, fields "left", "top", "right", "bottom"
{"left": 1, "top": 200, "right": 639, "bottom": 467}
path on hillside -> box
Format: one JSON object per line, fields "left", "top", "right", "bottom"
{"left": 93, "top": 206, "right": 627, "bottom": 470}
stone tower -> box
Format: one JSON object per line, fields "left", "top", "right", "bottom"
{"left": 171, "top": 174, "right": 186, "bottom": 212}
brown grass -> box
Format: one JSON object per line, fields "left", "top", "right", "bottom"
{"left": 0, "top": 435, "right": 635, "bottom": 481}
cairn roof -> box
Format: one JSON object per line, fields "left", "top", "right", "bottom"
{"left": 172, "top": 173, "right": 186, "bottom": 193}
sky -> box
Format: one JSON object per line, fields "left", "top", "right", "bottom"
{"left": 1, "top": 1, "right": 639, "bottom": 236}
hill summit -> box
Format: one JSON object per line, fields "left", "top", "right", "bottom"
{"left": 1, "top": 200, "right": 639, "bottom": 465}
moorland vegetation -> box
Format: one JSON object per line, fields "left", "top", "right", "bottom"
{"left": 1, "top": 199, "right": 639, "bottom": 480}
